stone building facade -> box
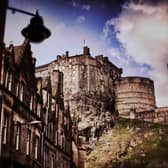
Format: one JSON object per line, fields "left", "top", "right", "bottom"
{"left": 36, "top": 46, "right": 122, "bottom": 168}
{"left": 35, "top": 46, "right": 168, "bottom": 168}
{"left": 36, "top": 47, "right": 122, "bottom": 119}
{"left": 0, "top": 40, "right": 73, "bottom": 168}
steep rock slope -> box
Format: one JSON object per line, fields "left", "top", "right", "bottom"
{"left": 86, "top": 118, "right": 168, "bottom": 168}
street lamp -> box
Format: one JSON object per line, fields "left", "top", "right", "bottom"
{"left": 0, "top": 0, "right": 51, "bottom": 56}
{"left": 0, "top": 0, "right": 51, "bottom": 81}
{"left": 21, "top": 11, "right": 51, "bottom": 43}
{"left": 8, "top": 7, "right": 51, "bottom": 43}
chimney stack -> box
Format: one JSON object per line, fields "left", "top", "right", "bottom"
{"left": 83, "top": 46, "right": 90, "bottom": 56}
{"left": 65, "top": 51, "right": 69, "bottom": 57}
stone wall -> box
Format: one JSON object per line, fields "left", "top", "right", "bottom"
{"left": 36, "top": 47, "right": 168, "bottom": 167}
{"left": 36, "top": 47, "right": 122, "bottom": 103}
{"left": 115, "top": 77, "right": 156, "bottom": 117}
{"left": 36, "top": 47, "right": 122, "bottom": 168}
{"left": 130, "top": 107, "right": 168, "bottom": 125}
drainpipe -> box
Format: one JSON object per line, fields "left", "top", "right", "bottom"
{"left": 0, "top": 0, "right": 8, "bottom": 158}
{"left": 0, "top": 0, "right": 8, "bottom": 63}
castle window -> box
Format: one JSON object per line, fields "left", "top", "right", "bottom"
{"left": 16, "top": 123, "right": 21, "bottom": 150}
{"left": 26, "top": 129, "right": 31, "bottom": 155}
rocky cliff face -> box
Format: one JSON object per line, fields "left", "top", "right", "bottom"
{"left": 86, "top": 118, "right": 168, "bottom": 168}
{"left": 71, "top": 91, "right": 115, "bottom": 143}
{"left": 70, "top": 91, "right": 116, "bottom": 168}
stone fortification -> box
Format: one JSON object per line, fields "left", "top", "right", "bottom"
{"left": 114, "top": 77, "right": 156, "bottom": 118}
{"left": 36, "top": 46, "right": 122, "bottom": 131}
{"left": 36, "top": 46, "right": 122, "bottom": 168}
{"left": 36, "top": 46, "right": 168, "bottom": 168}
{"left": 130, "top": 107, "right": 168, "bottom": 125}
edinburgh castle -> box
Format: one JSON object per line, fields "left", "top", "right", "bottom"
{"left": 0, "top": 40, "right": 168, "bottom": 168}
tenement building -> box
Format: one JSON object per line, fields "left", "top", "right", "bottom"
{"left": 0, "top": 39, "right": 73, "bottom": 168}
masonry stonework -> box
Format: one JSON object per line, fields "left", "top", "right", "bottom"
{"left": 35, "top": 46, "right": 168, "bottom": 168}
{"left": 0, "top": 40, "right": 74, "bottom": 168}
{"left": 36, "top": 46, "right": 122, "bottom": 168}
{"left": 114, "top": 77, "right": 156, "bottom": 117}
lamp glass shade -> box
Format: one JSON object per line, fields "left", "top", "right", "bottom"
{"left": 21, "top": 11, "right": 51, "bottom": 43}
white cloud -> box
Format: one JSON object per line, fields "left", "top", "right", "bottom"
{"left": 72, "top": 0, "right": 77, "bottom": 7}
{"left": 5, "top": 7, "right": 109, "bottom": 68}
{"left": 103, "top": 2, "right": 168, "bottom": 107}
{"left": 76, "top": 15, "right": 86, "bottom": 23}
{"left": 82, "top": 5, "right": 91, "bottom": 11}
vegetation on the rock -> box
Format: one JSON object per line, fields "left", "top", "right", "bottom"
{"left": 86, "top": 118, "right": 168, "bottom": 168}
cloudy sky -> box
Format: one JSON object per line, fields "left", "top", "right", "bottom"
{"left": 4, "top": 0, "right": 168, "bottom": 107}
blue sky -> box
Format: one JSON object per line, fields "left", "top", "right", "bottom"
{"left": 4, "top": 0, "right": 168, "bottom": 106}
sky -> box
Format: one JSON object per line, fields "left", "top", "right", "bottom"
{"left": 4, "top": 0, "right": 168, "bottom": 107}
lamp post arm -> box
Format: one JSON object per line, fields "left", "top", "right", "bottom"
{"left": 8, "top": 6, "right": 37, "bottom": 17}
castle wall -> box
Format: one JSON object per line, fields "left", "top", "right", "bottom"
{"left": 36, "top": 47, "right": 122, "bottom": 114}
{"left": 36, "top": 47, "right": 122, "bottom": 168}
{"left": 130, "top": 107, "right": 168, "bottom": 125}
{"left": 115, "top": 77, "right": 156, "bottom": 117}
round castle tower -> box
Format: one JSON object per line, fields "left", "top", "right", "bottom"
{"left": 114, "top": 77, "right": 156, "bottom": 117}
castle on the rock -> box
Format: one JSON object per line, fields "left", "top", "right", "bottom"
{"left": 36, "top": 45, "right": 168, "bottom": 168}
{"left": 36, "top": 46, "right": 168, "bottom": 124}
{"left": 0, "top": 40, "right": 167, "bottom": 168}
